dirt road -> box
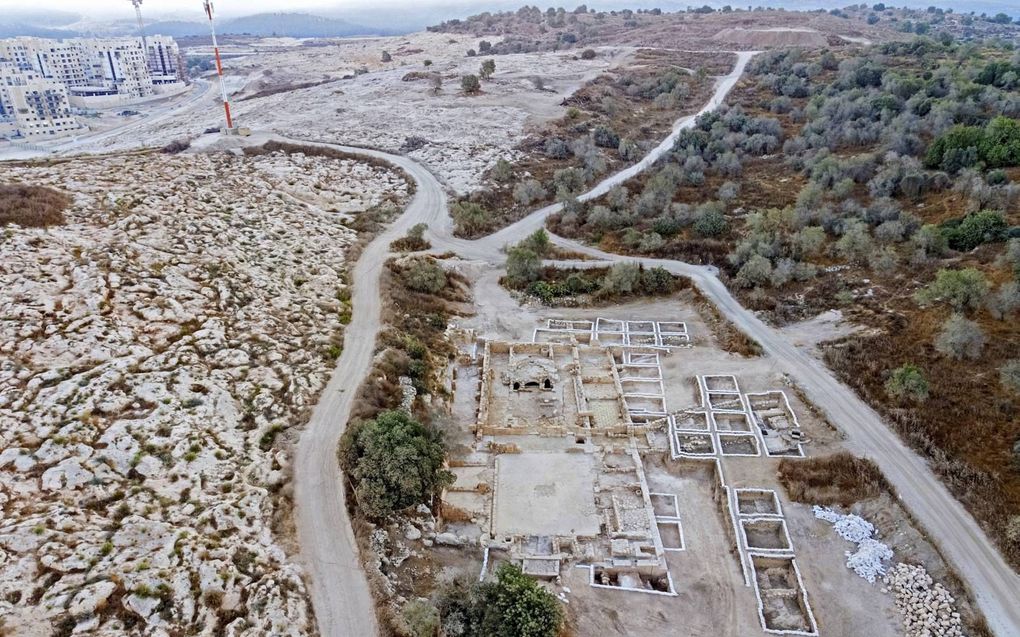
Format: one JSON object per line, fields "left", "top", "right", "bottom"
{"left": 290, "top": 47, "right": 1020, "bottom": 637}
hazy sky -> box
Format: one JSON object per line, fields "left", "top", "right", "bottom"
{"left": 0, "top": 0, "right": 421, "bottom": 18}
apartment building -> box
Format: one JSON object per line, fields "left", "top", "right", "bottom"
{"left": 0, "top": 35, "right": 186, "bottom": 110}
{"left": 0, "top": 63, "right": 79, "bottom": 139}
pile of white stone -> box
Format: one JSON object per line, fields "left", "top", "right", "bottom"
{"left": 882, "top": 563, "right": 964, "bottom": 637}
{"left": 813, "top": 506, "right": 893, "bottom": 583}
{"left": 0, "top": 150, "right": 409, "bottom": 636}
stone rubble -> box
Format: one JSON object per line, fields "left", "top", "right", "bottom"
{"left": 0, "top": 150, "right": 409, "bottom": 635}
{"left": 882, "top": 563, "right": 965, "bottom": 637}
{"left": 813, "top": 506, "right": 893, "bottom": 583}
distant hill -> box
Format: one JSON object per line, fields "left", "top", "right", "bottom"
{"left": 147, "top": 13, "right": 387, "bottom": 38}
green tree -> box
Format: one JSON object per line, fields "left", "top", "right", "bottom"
{"left": 885, "top": 364, "right": 929, "bottom": 402}
{"left": 913, "top": 268, "right": 990, "bottom": 312}
{"left": 479, "top": 563, "right": 563, "bottom": 637}
{"left": 943, "top": 211, "right": 1008, "bottom": 252}
{"left": 480, "top": 59, "right": 496, "bottom": 80}
{"left": 735, "top": 254, "right": 773, "bottom": 288}
{"left": 506, "top": 247, "right": 542, "bottom": 288}
{"left": 519, "top": 229, "right": 551, "bottom": 257}
{"left": 338, "top": 411, "right": 453, "bottom": 519}
{"left": 602, "top": 262, "right": 642, "bottom": 295}
{"left": 462, "top": 74, "right": 481, "bottom": 94}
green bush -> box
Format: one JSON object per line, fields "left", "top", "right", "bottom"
{"left": 941, "top": 211, "right": 1008, "bottom": 252}
{"left": 434, "top": 563, "right": 563, "bottom": 637}
{"left": 338, "top": 411, "right": 453, "bottom": 519}
{"left": 451, "top": 201, "right": 490, "bottom": 235}
{"left": 506, "top": 247, "right": 542, "bottom": 288}
{"left": 461, "top": 74, "right": 481, "bottom": 94}
{"left": 693, "top": 208, "right": 728, "bottom": 238}
{"left": 402, "top": 258, "right": 447, "bottom": 294}
{"left": 924, "top": 117, "right": 1020, "bottom": 171}
{"left": 913, "top": 268, "right": 989, "bottom": 312}
{"left": 885, "top": 364, "right": 929, "bottom": 402}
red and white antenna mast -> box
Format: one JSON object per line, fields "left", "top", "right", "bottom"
{"left": 203, "top": 0, "right": 234, "bottom": 130}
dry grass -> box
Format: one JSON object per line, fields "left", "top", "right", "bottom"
{"left": 0, "top": 184, "right": 72, "bottom": 228}
{"left": 778, "top": 452, "right": 890, "bottom": 507}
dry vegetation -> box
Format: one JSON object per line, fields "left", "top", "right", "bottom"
{"left": 543, "top": 39, "right": 1020, "bottom": 567}
{"left": 451, "top": 50, "right": 729, "bottom": 237}
{"left": 0, "top": 184, "right": 72, "bottom": 227}
{"left": 778, "top": 452, "right": 890, "bottom": 507}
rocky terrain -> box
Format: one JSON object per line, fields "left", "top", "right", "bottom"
{"left": 70, "top": 32, "right": 616, "bottom": 195}
{"left": 0, "top": 149, "right": 408, "bottom": 636}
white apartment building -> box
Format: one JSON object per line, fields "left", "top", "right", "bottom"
{"left": 0, "top": 63, "right": 79, "bottom": 139}
{"left": 0, "top": 35, "right": 186, "bottom": 110}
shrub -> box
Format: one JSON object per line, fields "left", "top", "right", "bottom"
{"left": 506, "top": 247, "right": 542, "bottom": 288}
{"left": 544, "top": 138, "right": 571, "bottom": 159}
{"left": 479, "top": 59, "right": 496, "bottom": 80}
{"left": 942, "top": 210, "right": 1008, "bottom": 252}
{"left": 1008, "top": 516, "right": 1020, "bottom": 546}
{"left": 580, "top": 48, "right": 597, "bottom": 60}
{"left": 0, "top": 184, "right": 72, "bottom": 227}
{"left": 519, "top": 229, "right": 551, "bottom": 257}
{"left": 692, "top": 208, "right": 728, "bottom": 238}
{"left": 914, "top": 268, "right": 989, "bottom": 312}
{"left": 593, "top": 125, "right": 619, "bottom": 149}
{"left": 934, "top": 314, "right": 985, "bottom": 360}
{"left": 735, "top": 254, "right": 773, "bottom": 288}
{"left": 434, "top": 563, "right": 563, "bottom": 637}
{"left": 162, "top": 139, "right": 191, "bottom": 154}
{"left": 451, "top": 201, "right": 489, "bottom": 235}
{"left": 778, "top": 452, "right": 888, "bottom": 506}
{"left": 885, "top": 364, "right": 929, "bottom": 402}
{"left": 399, "top": 599, "right": 440, "bottom": 637}
{"left": 491, "top": 158, "right": 513, "bottom": 182}
{"left": 461, "top": 74, "right": 481, "bottom": 94}
{"left": 1001, "top": 359, "right": 1020, "bottom": 393}
{"left": 402, "top": 258, "right": 447, "bottom": 294}
{"left": 601, "top": 262, "right": 641, "bottom": 295}
{"left": 513, "top": 179, "right": 546, "bottom": 206}
{"left": 381, "top": 50, "right": 392, "bottom": 62}
{"left": 834, "top": 221, "right": 875, "bottom": 265}
{"left": 338, "top": 411, "right": 453, "bottom": 519}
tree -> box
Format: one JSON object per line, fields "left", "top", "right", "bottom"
{"left": 513, "top": 179, "right": 546, "bottom": 206}
{"left": 480, "top": 59, "right": 496, "bottom": 80}
{"left": 434, "top": 564, "right": 563, "bottom": 637}
{"left": 834, "top": 221, "right": 875, "bottom": 266}
{"left": 381, "top": 50, "right": 392, "bottom": 62}
{"left": 944, "top": 211, "right": 1008, "bottom": 252}
{"left": 461, "top": 74, "right": 481, "bottom": 94}
{"left": 402, "top": 258, "right": 447, "bottom": 294}
{"left": 430, "top": 74, "right": 442, "bottom": 95}
{"left": 506, "top": 247, "right": 542, "bottom": 288}
{"left": 934, "top": 314, "right": 985, "bottom": 360}
{"left": 399, "top": 599, "right": 440, "bottom": 637}
{"left": 735, "top": 254, "right": 773, "bottom": 288}
{"left": 519, "top": 229, "right": 551, "bottom": 257}
{"left": 338, "top": 411, "right": 453, "bottom": 519}
{"left": 601, "top": 262, "right": 642, "bottom": 295}
{"left": 885, "top": 364, "right": 929, "bottom": 402}
{"left": 914, "top": 268, "right": 989, "bottom": 312}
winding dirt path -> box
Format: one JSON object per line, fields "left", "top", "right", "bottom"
{"left": 290, "top": 48, "right": 1020, "bottom": 637}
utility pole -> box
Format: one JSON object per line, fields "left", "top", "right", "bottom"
{"left": 203, "top": 0, "right": 235, "bottom": 131}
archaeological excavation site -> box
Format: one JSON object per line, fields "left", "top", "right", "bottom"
{"left": 371, "top": 294, "right": 994, "bottom": 637}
